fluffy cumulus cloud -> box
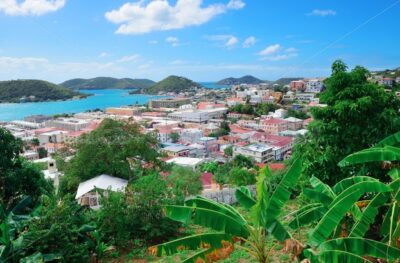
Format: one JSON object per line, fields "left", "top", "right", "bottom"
{"left": 0, "top": 0, "right": 65, "bottom": 16}
{"left": 307, "top": 9, "right": 336, "bottom": 17}
{"left": 242, "top": 36, "right": 256, "bottom": 48}
{"left": 258, "top": 45, "right": 298, "bottom": 61}
{"left": 105, "top": 0, "right": 245, "bottom": 34}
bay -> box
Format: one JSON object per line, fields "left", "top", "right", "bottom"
{"left": 0, "top": 89, "right": 166, "bottom": 122}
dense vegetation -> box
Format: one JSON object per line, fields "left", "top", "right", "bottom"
{"left": 217, "top": 75, "right": 264, "bottom": 85}
{"left": 60, "top": 77, "right": 155, "bottom": 90}
{"left": 143, "top": 75, "right": 202, "bottom": 94}
{"left": 0, "top": 80, "right": 85, "bottom": 103}
{"left": 293, "top": 60, "right": 400, "bottom": 185}
{"left": 229, "top": 102, "right": 280, "bottom": 117}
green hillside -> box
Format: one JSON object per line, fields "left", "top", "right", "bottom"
{"left": 0, "top": 80, "right": 86, "bottom": 103}
{"left": 217, "top": 75, "right": 264, "bottom": 85}
{"left": 60, "top": 77, "right": 155, "bottom": 90}
{"left": 143, "top": 75, "right": 202, "bottom": 94}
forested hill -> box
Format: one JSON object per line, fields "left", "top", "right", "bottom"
{"left": 217, "top": 75, "right": 264, "bottom": 85}
{"left": 0, "top": 80, "right": 86, "bottom": 103}
{"left": 60, "top": 77, "right": 155, "bottom": 90}
{"left": 143, "top": 75, "right": 202, "bottom": 94}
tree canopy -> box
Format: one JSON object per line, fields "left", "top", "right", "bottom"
{"left": 293, "top": 60, "right": 400, "bottom": 184}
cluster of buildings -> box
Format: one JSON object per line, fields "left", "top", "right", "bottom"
{"left": 1, "top": 83, "right": 316, "bottom": 209}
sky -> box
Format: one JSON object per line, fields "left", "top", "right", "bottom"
{"left": 0, "top": 0, "right": 399, "bottom": 83}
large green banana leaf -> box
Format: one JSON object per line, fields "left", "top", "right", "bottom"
{"left": 308, "top": 181, "right": 391, "bottom": 246}
{"left": 185, "top": 196, "right": 246, "bottom": 224}
{"left": 388, "top": 167, "right": 400, "bottom": 180}
{"left": 288, "top": 204, "right": 326, "bottom": 230}
{"left": 235, "top": 186, "right": 256, "bottom": 210}
{"left": 264, "top": 158, "right": 302, "bottom": 220}
{"left": 332, "top": 176, "right": 379, "bottom": 194}
{"left": 376, "top": 131, "right": 400, "bottom": 147}
{"left": 165, "top": 205, "right": 248, "bottom": 237}
{"left": 303, "top": 188, "right": 333, "bottom": 206}
{"left": 155, "top": 233, "right": 231, "bottom": 257}
{"left": 318, "top": 237, "right": 400, "bottom": 262}
{"left": 182, "top": 248, "right": 212, "bottom": 263}
{"left": 309, "top": 176, "right": 335, "bottom": 198}
{"left": 338, "top": 146, "right": 400, "bottom": 167}
{"left": 349, "top": 192, "right": 390, "bottom": 237}
{"left": 251, "top": 166, "right": 271, "bottom": 228}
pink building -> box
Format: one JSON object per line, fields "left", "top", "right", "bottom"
{"left": 261, "top": 118, "right": 289, "bottom": 135}
{"left": 290, "top": 80, "right": 305, "bottom": 91}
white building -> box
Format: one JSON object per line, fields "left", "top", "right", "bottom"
{"left": 45, "top": 118, "right": 90, "bottom": 131}
{"left": 75, "top": 175, "right": 128, "bottom": 210}
{"left": 38, "top": 130, "right": 68, "bottom": 146}
{"left": 233, "top": 143, "right": 274, "bottom": 163}
{"left": 305, "top": 79, "right": 325, "bottom": 93}
{"left": 180, "top": 128, "right": 204, "bottom": 144}
{"left": 166, "top": 157, "right": 205, "bottom": 171}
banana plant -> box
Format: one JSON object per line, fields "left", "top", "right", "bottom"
{"left": 299, "top": 131, "right": 400, "bottom": 262}
{"left": 151, "top": 158, "right": 303, "bottom": 263}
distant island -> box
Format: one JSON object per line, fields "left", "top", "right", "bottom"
{"left": 60, "top": 77, "right": 155, "bottom": 90}
{"left": 139, "top": 75, "right": 202, "bottom": 95}
{"left": 217, "top": 75, "right": 264, "bottom": 85}
{"left": 0, "top": 80, "right": 87, "bottom": 103}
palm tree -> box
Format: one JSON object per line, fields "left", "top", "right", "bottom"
{"left": 151, "top": 158, "right": 303, "bottom": 263}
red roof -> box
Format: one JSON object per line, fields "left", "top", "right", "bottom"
{"left": 257, "top": 163, "right": 286, "bottom": 171}
{"left": 202, "top": 172, "right": 213, "bottom": 188}
{"left": 262, "top": 118, "right": 287, "bottom": 125}
{"left": 229, "top": 124, "right": 252, "bottom": 134}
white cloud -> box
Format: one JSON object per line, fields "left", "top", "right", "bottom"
{"left": 149, "top": 40, "right": 158, "bottom": 44}
{"left": 165, "top": 36, "right": 180, "bottom": 46}
{"left": 208, "top": 34, "right": 238, "bottom": 48}
{"left": 227, "top": 0, "right": 245, "bottom": 10}
{"left": 225, "top": 36, "right": 238, "bottom": 47}
{"left": 105, "top": 0, "right": 245, "bottom": 35}
{"left": 242, "top": 36, "right": 256, "bottom": 48}
{"left": 258, "top": 44, "right": 281, "bottom": 56}
{"left": 170, "top": 59, "right": 186, "bottom": 65}
{"left": 307, "top": 9, "right": 336, "bottom": 17}
{"left": 99, "top": 52, "right": 109, "bottom": 58}
{"left": 117, "top": 54, "right": 140, "bottom": 63}
{"left": 258, "top": 44, "right": 298, "bottom": 61}
{"left": 0, "top": 0, "right": 65, "bottom": 16}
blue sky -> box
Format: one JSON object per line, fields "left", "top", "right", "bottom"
{"left": 0, "top": 0, "right": 399, "bottom": 82}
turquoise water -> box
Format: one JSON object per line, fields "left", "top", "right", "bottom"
{"left": 0, "top": 89, "right": 165, "bottom": 121}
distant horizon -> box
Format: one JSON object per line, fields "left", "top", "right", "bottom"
{"left": 1, "top": 1, "right": 399, "bottom": 82}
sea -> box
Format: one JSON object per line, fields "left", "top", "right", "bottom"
{"left": 0, "top": 82, "right": 228, "bottom": 122}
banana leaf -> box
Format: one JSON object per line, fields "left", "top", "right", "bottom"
{"left": 265, "top": 158, "right": 302, "bottom": 221}
{"left": 309, "top": 176, "right": 335, "bottom": 198}
{"left": 289, "top": 204, "right": 326, "bottom": 230}
{"left": 332, "top": 176, "right": 378, "bottom": 194}
{"left": 303, "top": 188, "right": 333, "bottom": 206}
{"left": 388, "top": 167, "right": 400, "bottom": 180}
{"left": 317, "top": 250, "right": 373, "bottom": 263}
{"left": 318, "top": 237, "right": 400, "bottom": 261}
{"left": 338, "top": 146, "right": 400, "bottom": 167}
{"left": 154, "top": 233, "right": 231, "bottom": 257}
{"left": 251, "top": 166, "right": 271, "bottom": 227}
{"left": 235, "top": 186, "right": 256, "bottom": 210}
{"left": 182, "top": 248, "right": 213, "bottom": 263}
{"left": 165, "top": 205, "right": 248, "bottom": 237}
{"left": 307, "top": 181, "right": 391, "bottom": 246}
{"left": 376, "top": 131, "right": 400, "bottom": 147}
{"left": 185, "top": 196, "right": 246, "bottom": 224}
{"left": 349, "top": 193, "right": 390, "bottom": 237}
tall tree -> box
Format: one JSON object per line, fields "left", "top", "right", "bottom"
{"left": 293, "top": 60, "right": 400, "bottom": 184}
{"left": 0, "top": 128, "right": 52, "bottom": 203}
{"left": 59, "top": 119, "right": 160, "bottom": 194}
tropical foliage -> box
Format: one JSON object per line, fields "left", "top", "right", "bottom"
{"left": 153, "top": 158, "right": 303, "bottom": 263}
